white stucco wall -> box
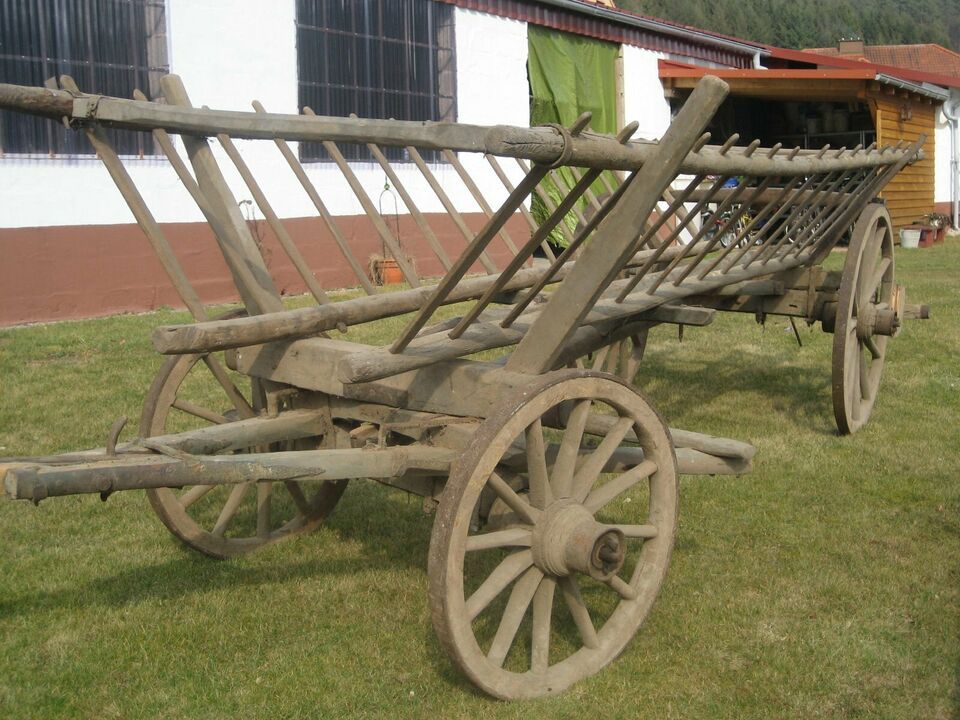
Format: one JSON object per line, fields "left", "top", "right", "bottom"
{"left": 935, "top": 106, "right": 953, "bottom": 204}
{"left": 0, "top": 2, "right": 530, "bottom": 229}
{"left": 621, "top": 45, "right": 671, "bottom": 141}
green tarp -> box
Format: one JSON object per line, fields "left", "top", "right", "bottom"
{"left": 528, "top": 26, "right": 619, "bottom": 247}
{"left": 528, "top": 25, "right": 618, "bottom": 134}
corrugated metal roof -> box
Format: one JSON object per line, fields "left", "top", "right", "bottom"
{"left": 436, "top": 0, "right": 760, "bottom": 68}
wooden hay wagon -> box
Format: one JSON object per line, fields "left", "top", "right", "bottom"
{"left": 0, "top": 74, "right": 925, "bottom": 698}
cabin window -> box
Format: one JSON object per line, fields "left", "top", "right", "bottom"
{"left": 296, "top": 0, "right": 456, "bottom": 162}
{"left": 0, "top": 0, "right": 168, "bottom": 157}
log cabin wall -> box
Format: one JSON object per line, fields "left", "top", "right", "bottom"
{"left": 867, "top": 89, "right": 937, "bottom": 231}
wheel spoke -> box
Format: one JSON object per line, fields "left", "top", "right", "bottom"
{"left": 179, "top": 484, "right": 215, "bottom": 509}
{"left": 465, "top": 550, "right": 534, "bottom": 621}
{"left": 256, "top": 482, "right": 272, "bottom": 538}
{"left": 604, "top": 574, "right": 638, "bottom": 601}
{"left": 487, "top": 566, "right": 543, "bottom": 667}
{"left": 202, "top": 354, "right": 255, "bottom": 418}
{"left": 571, "top": 417, "right": 634, "bottom": 500}
{"left": 531, "top": 577, "right": 556, "bottom": 673}
{"left": 552, "top": 399, "right": 592, "bottom": 498}
{"left": 590, "top": 345, "right": 611, "bottom": 372}
{"left": 617, "top": 339, "right": 631, "bottom": 379}
{"left": 584, "top": 459, "right": 658, "bottom": 513}
{"left": 465, "top": 528, "right": 532, "bottom": 552}
{"left": 864, "top": 334, "right": 882, "bottom": 360}
{"left": 866, "top": 256, "right": 891, "bottom": 300}
{"left": 850, "top": 342, "right": 862, "bottom": 422}
{"left": 283, "top": 480, "right": 313, "bottom": 516}
{"left": 858, "top": 237, "right": 882, "bottom": 305}
{"left": 572, "top": 416, "right": 635, "bottom": 502}
{"left": 559, "top": 576, "right": 599, "bottom": 649}
{"left": 859, "top": 352, "right": 871, "bottom": 401}
{"left": 211, "top": 482, "right": 252, "bottom": 537}
{"left": 525, "top": 420, "right": 553, "bottom": 509}
{"left": 172, "top": 398, "right": 228, "bottom": 425}
{"left": 602, "top": 341, "right": 620, "bottom": 374}
{"left": 488, "top": 472, "right": 541, "bottom": 525}
{"left": 612, "top": 523, "right": 658, "bottom": 539}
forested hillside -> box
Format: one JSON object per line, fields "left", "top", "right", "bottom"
{"left": 617, "top": 0, "right": 959, "bottom": 52}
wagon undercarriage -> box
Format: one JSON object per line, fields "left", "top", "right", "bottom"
{"left": 0, "top": 72, "right": 927, "bottom": 698}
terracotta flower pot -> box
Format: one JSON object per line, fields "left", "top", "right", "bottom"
{"left": 373, "top": 257, "right": 404, "bottom": 285}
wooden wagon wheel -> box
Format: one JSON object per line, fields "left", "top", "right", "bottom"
{"left": 831, "top": 203, "right": 897, "bottom": 435}
{"left": 140, "top": 331, "right": 346, "bottom": 558}
{"left": 428, "top": 370, "right": 678, "bottom": 699}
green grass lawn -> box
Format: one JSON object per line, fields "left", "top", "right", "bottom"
{"left": 1, "top": 243, "right": 958, "bottom": 718}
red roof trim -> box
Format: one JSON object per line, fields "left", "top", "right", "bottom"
{"left": 659, "top": 59, "right": 875, "bottom": 81}
{"left": 766, "top": 46, "right": 960, "bottom": 89}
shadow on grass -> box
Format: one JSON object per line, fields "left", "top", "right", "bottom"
{"left": 0, "top": 482, "right": 434, "bottom": 620}
{"left": 638, "top": 345, "right": 838, "bottom": 435}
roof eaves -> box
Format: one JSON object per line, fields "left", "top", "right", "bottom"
{"left": 875, "top": 73, "right": 950, "bottom": 101}
{"left": 530, "top": 0, "right": 770, "bottom": 59}
{"left": 768, "top": 45, "right": 960, "bottom": 89}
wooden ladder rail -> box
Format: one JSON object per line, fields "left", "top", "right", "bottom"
{"left": 160, "top": 75, "right": 283, "bottom": 315}
{"left": 56, "top": 76, "right": 206, "bottom": 322}
{"left": 505, "top": 75, "right": 730, "bottom": 376}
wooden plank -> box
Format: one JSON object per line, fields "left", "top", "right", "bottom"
{"left": 338, "top": 302, "right": 714, "bottom": 384}
{"left": 151, "top": 243, "right": 689, "bottom": 355}
{"left": 0, "top": 79, "right": 911, "bottom": 178}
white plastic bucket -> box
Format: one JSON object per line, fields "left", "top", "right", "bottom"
{"left": 900, "top": 228, "right": 921, "bottom": 248}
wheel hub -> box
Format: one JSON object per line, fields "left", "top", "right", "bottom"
{"left": 531, "top": 499, "right": 626, "bottom": 581}
{"left": 857, "top": 303, "right": 899, "bottom": 340}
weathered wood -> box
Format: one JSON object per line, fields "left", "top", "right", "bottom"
{"left": 0, "top": 408, "right": 329, "bottom": 465}
{"left": 0, "top": 80, "right": 915, "bottom": 175}
{"left": 217, "top": 131, "right": 330, "bottom": 304}
{"left": 252, "top": 100, "right": 377, "bottom": 295}
{"left": 307, "top": 108, "right": 420, "bottom": 287}
{"left": 150, "top": 243, "right": 698, "bottom": 356}
{"left": 390, "top": 164, "right": 549, "bottom": 352}
{"left": 339, "top": 301, "right": 714, "bottom": 384}
{"left": 367, "top": 142, "right": 453, "bottom": 271}
{"left": 485, "top": 154, "right": 555, "bottom": 261}
{"left": 4, "top": 445, "right": 456, "bottom": 503}
{"left": 506, "top": 76, "right": 730, "bottom": 375}
{"left": 449, "top": 165, "right": 604, "bottom": 339}
{"left": 160, "top": 76, "right": 283, "bottom": 315}
{"left": 58, "top": 81, "right": 207, "bottom": 321}
{"left": 407, "top": 145, "right": 499, "bottom": 274}
{"left": 442, "top": 148, "right": 520, "bottom": 255}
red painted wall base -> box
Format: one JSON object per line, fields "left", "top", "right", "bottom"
{"left": 0, "top": 213, "right": 529, "bottom": 326}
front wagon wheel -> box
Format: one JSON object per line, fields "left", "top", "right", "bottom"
{"left": 428, "top": 370, "right": 678, "bottom": 699}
